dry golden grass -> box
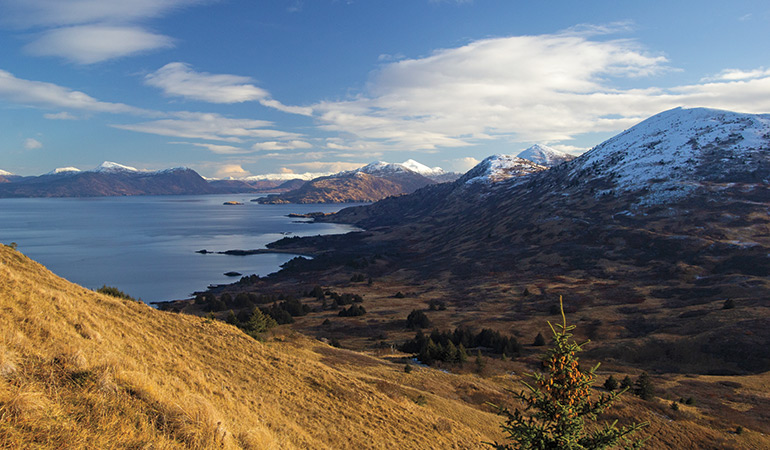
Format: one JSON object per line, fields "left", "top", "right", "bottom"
{"left": 0, "top": 245, "right": 507, "bottom": 448}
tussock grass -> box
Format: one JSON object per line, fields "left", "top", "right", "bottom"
{"left": 0, "top": 245, "right": 504, "bottom": 448}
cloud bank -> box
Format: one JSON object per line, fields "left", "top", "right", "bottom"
{"left": 314, "top": 31, "right": 770, "bottom": 152}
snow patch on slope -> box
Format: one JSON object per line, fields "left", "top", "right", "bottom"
{"left": 570, "top": 107, "right": 770, "bottom": 205}
{"left": 460, "top": 155, "right": 547, "bottom": 185}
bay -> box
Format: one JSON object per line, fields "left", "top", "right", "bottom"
{"left": 0, "top": 194, "right": 360, "bottom": 303}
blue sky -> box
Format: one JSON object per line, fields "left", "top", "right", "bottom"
{"left": 1, "top": 0, "right": 768, "bottom": 178}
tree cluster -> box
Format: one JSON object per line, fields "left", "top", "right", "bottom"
{"left": 225, "top": 307, "right": 277, "bottom": 339}
{"left": 401, "top": 327, "right": 521, "bottom": 365}
{"left": 338, "top": 304, "right": 367, "bottom": 317}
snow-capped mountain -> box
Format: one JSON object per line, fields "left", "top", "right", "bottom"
{"left": 460, "top": 154, "right": 547, "bottom": 184}
{"left": 400, "top": 159, "right": 446, "bottom": 177}
{"left": 0, "top": 169, "right": 13, "bottom": 176}
{"left": 92, "top": 161, "right": 140, "bottom": 173}
{"left": 344, "top": 159, "right": 455, "bottom": 182}
{"left": 563, "top": 107, "right": 770, "bottom": 205}
{"left": 517, "top": 144, "right": 576, "bottom": 167}
{"left": 46, "top": 167, "right": 81, "bottom": 175}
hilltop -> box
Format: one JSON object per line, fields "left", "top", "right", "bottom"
{"left": 516, "top": 144, "right": 576, "bottom": 167}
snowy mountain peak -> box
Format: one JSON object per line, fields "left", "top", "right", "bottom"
{"left": 343, "top": 159, "right": 447, "bottom": 179}
{"left": 401, "top": 159, "right": 446, "bottom": 176}
{"left": 0, "top": 169, "right": 13, "bottom": 176}
{"left": 570, "top": 106, "right": 770, "bottom": 205}
{"left": 47, "top": 167, "right": 81, "bottom": 175}
{"left": 460, "top": 154, "right": 547, "bottom": 185}
{"left": 93, "top": 161, "right": 140, "bottom": 173}
{"left": 517, "top": 144, "right": 576, "bottom": 167}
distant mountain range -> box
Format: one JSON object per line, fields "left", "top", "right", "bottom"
{"left": 256, "top": 160, "right": 460, "bottom": 204}
{"left": 0, "top": 162, "right": 303, "bottom": 198}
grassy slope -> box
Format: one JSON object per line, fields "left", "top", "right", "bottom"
{"left": 0, "top": 245, "right": 505, "bottom": 449}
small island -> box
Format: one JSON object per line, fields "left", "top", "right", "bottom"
{"left": 223, "top": 201, "right": 244, "bottom": 205}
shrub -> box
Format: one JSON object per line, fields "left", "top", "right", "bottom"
{"left": 394, "top": 291, "right": 406, "bottom": 298}
{"left": 533, "top": 332, "right": 546, "bottom": 346}
{"left": 722, "top": 298, "right": 735, "bottom": 310}
{"left": 96, "top": 285, "right": 138, "bottom": 302}
{"left": 404, "top": 363, "right": 413, "bottom": 374}
{"left": 488, "top": 296, "right": 647, "bottom": 449}
{"left": 406, "top": 309, "right": 431, "bottom": 329}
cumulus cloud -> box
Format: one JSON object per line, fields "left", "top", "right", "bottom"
{"left": 146, "top": 63, "right": 313, "bottom": 115}
{"left": 252, "top": 140, "right": 313, "bottom": 151}
{"left": 0, "top": 69, "right": 152, "bottom": 115}
{"left": 25, "top": 25, "right": 174, "bottom": 64}
{"left": 313, "top": 30, "right": 770, "bottom": 153}
{"left": 213, "top": 164, "right": 252, "bottom": 179}
{"left": 113, "top": 112, "right": 300, "bottom": 142}
{"left": 24, "top": 138, "right": 43, "bottom": 149}
{"left": 450, "top": 157, "right": 480, "bottom": 172}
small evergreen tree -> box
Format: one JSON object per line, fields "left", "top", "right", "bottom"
{"left": 722, "top": 298, "right": 735, "bottom": 310}
{"left": 404, "top": 363, "right": 413, "bottom": 374}
{"left": 634, "top": 372, "right": 655, "bottom": 401}
{"left": 620, "top": 376, "right": 634, "bottom": 391}
{"left": 533, "top": 332, "right": 547, "bottom": 346}
{"left": 604, "top": 375, "right": 618, "bottom": 392}
{"left": 475, "top": 350, "right": 486, "bottom": 374}
{"left": 488, "top": 296, "right": 647, "bottom": 449}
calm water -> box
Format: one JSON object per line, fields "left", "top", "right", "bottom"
{"left": 0, "top": 194, "right": 360, "bottom": 303}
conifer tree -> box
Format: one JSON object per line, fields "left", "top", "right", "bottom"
{"left": 489, "top": 296, "right": 647, "bottom": 449}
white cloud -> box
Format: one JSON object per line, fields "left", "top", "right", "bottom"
{"left": 24, "top": 138, "right": 42, "bottom": 149}
{"left": 313, "top": 31, "right": 770, "bottom": 153}
{"left": 43, "top": 112, "right": 78, "bottom": 120}
{"left": 213, "top": 164, "right": 252, "bottom": 179}
{"left": 146, "top": 63, "right": 313, "bottom": 115}
{"left": 284, "top": 161, "right": 366, "bottom": 173}
{"left": 113, "top": 112, "right": 300, "bottom": 142}
{"left": 252, "top": 140, "right": 313, "bottom": 151}
{"left": 25, "top": 25, "right": 174, "bottom": 64}
{"left": 0, "top": 69, "right": 151, "bottom": 115}
{"left": 170, "top": 142, "right": 249, "bottom": 155}
{"left": 146, "top": 62, "right": 269, "bottom": 103}
{"left": 3, "top": 0, "right": 206, "bottom": 64}
{"left": 702, "top": 68, "right": 770, "bottom": 82}
{"left": 450, "top": 157, "right": 479, "bottom": 172}
{"left": 0, "top": 0, "right": 207, "bottom": 27}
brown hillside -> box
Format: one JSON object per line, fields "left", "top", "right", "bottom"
{"left": 0, "top": 244, "right": 507, "bottom": 448}
{"left": 257, "top": 172, "right": 433, "bottom": 204}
